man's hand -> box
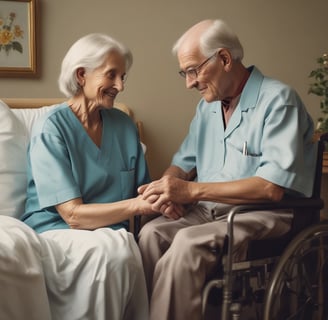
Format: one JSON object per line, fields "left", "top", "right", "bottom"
{"left": 138, "top": 175, "right": 192, "bottom": 212}
{"left": 138, "top": 175, "right": 194, "bottom": 213}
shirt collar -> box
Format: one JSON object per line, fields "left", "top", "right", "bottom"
{"left": 238, "top": 66, "right": 264, "bottom": 111}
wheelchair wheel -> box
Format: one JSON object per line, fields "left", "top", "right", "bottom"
{"left": 263, "top": 221, "right": 328, "bottom": 320}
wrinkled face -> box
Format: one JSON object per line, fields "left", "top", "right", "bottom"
{"left": 178, "top": 47, "right": 228, "bottom": 102}
{"left": 81, "top": 50, "right": 127, "bottom": 108}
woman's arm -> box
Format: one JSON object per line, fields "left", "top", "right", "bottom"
{"left": 56, "top": 195, "right": 154, "bottom": 230}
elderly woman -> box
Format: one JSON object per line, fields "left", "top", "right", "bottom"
{"left": 20, "top": 33, "right": 153, "bottom": 320}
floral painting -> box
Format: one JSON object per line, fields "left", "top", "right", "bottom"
{"left": 0, "top": 12, "right": 24, "bottom": 55}
{"left": 0, "top": 0, "right": 37, "bottom": 77}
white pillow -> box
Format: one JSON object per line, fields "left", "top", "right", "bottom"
{"left": 0, "top": 101, "right": 53, "bottom": 218}
{"left": 0, "top": 100, "right": 28, "bottom": 218}
{"left": 11, "top": 106, "right": 53, "bottom": 139}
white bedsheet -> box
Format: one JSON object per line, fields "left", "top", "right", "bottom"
{"left": 0, "top": 216, "right": 149, "bottom": 320}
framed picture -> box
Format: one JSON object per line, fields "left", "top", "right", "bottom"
{"left": 0, "top": 0, "right": 38, "bottom": 77}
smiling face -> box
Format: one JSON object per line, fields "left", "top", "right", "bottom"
{"left": 175, "top": 20, "right": 235, "bottom": 103}
{"left": 178, "top": 46, "right": 231, "bottom": 103}
{"left": 78, "top": 50, "right": 127, "bottom": 109}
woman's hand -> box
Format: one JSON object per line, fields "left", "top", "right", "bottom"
{"left": 133, "top": 194, "right": 158, "bottom": 216}
{"left": 158, "top": 202, "right": 187, "bottom": 220}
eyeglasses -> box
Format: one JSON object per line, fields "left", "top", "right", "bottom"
{"left": 178, "top": 52, "right": 217, "bottom": 79}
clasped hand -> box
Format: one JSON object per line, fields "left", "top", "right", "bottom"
{"left": 138, "top": 175, "right": 192, "bottom": 220}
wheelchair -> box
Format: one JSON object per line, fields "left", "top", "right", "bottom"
{"left": 202, "top": 133, "right": 328, "bottom": 320}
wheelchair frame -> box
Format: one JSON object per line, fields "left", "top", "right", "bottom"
{"left": 202, "top": 133, "right": 328, "bottom": 320}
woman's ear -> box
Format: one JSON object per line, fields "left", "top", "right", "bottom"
{"left": 76, "top": 67, "right": 86, "bottom": 86}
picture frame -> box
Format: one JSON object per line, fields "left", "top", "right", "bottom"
{"left": 0, "top": 0, "right": 38, "bottom": 77}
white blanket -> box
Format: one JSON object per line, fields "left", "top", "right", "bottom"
{"left": 0, "top": 216, "right": 149, "bottom": 320}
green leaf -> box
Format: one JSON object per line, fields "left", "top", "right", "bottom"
{"left": 309, "top": 70, "right": 317, "bottom": 78}
{"left": 309, "top": 53, "right": 328, "bottom": 125}
{"left": 12, "top": 41, "right": 23, "bottom": 53}
{"left": 4, "top": 44, "right": 12, "bottom": 55}
{"left": 310, "top": 86, "right": 324, "bottom": 96}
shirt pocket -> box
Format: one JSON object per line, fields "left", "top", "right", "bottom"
{"left": 120, "top": 169, "right": 136, "bottom": 199}
{"left": 223, "top": 142, "right": 261, "bottom": 179}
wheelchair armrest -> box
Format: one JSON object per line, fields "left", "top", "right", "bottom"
{"left": 223, "top": 196, "right": 323, "bottom": 264}
{"left": 224, "top": 196, "right": 323, "bottom": 250}
{"left": 215, "top": 196, "right": 323, "bottom": 221}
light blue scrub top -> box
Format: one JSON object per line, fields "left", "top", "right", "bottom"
{"left": 21, "top": 103, "right": 150, "bottom": 233}
{"left": 172, "top": 66, "right": 316, "bottom": 198}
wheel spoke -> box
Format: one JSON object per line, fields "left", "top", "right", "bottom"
{"left": 264, "top": 223, "right": 328, "bottom": 320}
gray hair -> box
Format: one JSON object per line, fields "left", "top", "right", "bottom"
{"left": 172, "top": 19, "right": 244, "bottom": 61}
{"left": 58, "top": 33, "right": 133, "bottom": 97}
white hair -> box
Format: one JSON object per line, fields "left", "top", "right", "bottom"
{"left": 172, "top": 19, "right": 244, "bottom": 61}
{"left": 58, "top": 33, "right": 133, "bottom": 97}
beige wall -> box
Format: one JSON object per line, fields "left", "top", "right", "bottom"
{"left": 0, "top": 0, "right": 327, "bottom": 179}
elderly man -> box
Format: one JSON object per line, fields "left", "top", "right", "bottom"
{"left": 138, "top": 19, "right": 316, "bottom": 320}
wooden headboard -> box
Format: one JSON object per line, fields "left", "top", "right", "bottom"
{"left": 2, "top": 98, "right": 144, "bottom": 142}
{"left": 2, "top": 98, "right": 66, "bottom": 109}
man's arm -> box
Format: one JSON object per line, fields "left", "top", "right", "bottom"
{"left": 140, "top": 173, "right": 284, "bottom": 214}
{"left": 189, "top": 176, "right": 284, "bottom": 204}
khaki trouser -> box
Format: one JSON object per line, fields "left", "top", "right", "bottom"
{"left": 138, "top": 204, "right": 292, "bottom": 320}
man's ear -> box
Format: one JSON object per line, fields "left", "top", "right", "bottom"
{"left": 218, "top": 49, "right": 232, "bottom": 66}
{"left": 217, "top": 49, "right": 233, "bottom": 72}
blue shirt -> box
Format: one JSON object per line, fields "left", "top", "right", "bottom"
{"left": 172, "top": 66, "right": 316, "bottom": 197}
{"left": 21, "top": 103, "right": 150, "bottom": 233}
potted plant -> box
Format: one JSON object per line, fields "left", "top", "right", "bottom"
{"left": 308, "top": 53, "right": 328, "bottom": 133}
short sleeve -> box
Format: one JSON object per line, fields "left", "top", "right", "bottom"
{"left": 28, "top": 132, "right": 81, "bottom": 208}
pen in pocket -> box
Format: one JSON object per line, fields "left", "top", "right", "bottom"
{"left": 242, "top": 141, "right": 248, "bottom": 156}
